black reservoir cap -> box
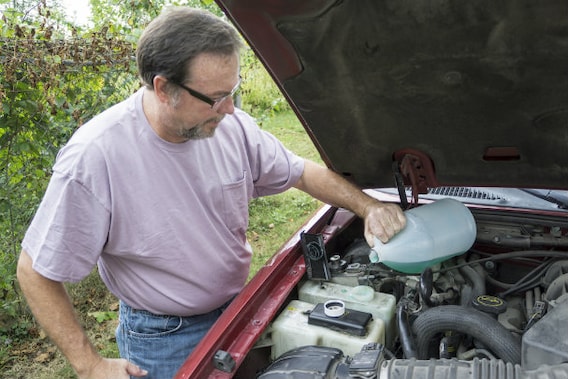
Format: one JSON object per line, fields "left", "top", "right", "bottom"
{"left": 308, "top": 302, "right": 372, "bottom": 336}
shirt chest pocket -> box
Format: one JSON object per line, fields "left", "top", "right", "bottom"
{"left": 221, "top": 172, "right": 249, "bottom": 233}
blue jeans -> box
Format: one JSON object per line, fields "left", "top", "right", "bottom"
{"left": 116, "top": 301, "right": 229, "bottom": 379}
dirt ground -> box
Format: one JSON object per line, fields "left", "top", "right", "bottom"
{"left": 4, "top": 317, "right": 119, "bottom": 379}
{"left": 4, "top": 272, "right": 120, "bottom": 379}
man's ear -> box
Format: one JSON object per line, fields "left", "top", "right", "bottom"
{"left": 153, "top": 75, "right": 173, "bottom": 104}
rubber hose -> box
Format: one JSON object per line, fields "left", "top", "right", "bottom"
{"left": 458, "top": 257, "right": 486, "bottom": 306}
{"left": 419, "top": 268, "right": 435, "bottom": 307}
{"left": 411, "top": 305, "right": 521, "bottom": 364}
{"left": 396, "top": 304, "right": 417, "bottom": 359}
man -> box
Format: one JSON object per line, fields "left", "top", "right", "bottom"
{"left": 16, "top": 6, "right": 406, "bottom": 379}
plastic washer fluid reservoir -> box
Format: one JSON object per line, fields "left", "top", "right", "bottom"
{"left": 298, "top": 281, "right": 396, "bottom": 348}
{"left": 270, "top": 300, "right": 385, "bottom": 359}
{"left": 369, "top": 198, "right": 477, "bottom": 274}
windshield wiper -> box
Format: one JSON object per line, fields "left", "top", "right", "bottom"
{"left": 521, "top": 189, "right": 568, "bottom": 209}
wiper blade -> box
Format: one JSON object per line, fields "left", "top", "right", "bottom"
{"left": 521, "top": 189, "right": 568, "bottom": 209}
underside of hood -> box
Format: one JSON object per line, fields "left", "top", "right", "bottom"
{"left": 217, "top": 0, "right": 568, "bottom": 190}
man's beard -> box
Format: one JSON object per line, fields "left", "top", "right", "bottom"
{"left": 179, "top": 117, "right": 223, "bottom": 140}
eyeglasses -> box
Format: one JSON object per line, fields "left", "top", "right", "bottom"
{"left": 174, "top": 76, "right": 242, "bottom": 111}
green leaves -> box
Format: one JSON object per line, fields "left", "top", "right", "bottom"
{"left": 88, "top": 311, "right": 118, "bottom": 324}
{"left": 0, "top": 0, "right": 139, "bottom": 348}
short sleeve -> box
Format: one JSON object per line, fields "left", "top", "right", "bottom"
{"left": 21, "top": 171, "right": 111, "bottom": 282}
{"left": 238, "top": 115, "right": 304, "bottom": 197}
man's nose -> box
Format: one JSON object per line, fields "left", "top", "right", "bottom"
{"left": 216, "top": 96, "right": 236, "bottom": 115}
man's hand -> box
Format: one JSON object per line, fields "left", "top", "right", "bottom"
{"left": 294, "top": 160, "right": 407, "bottom": 246}
{"left": 363, "top": 201, "right": 406, "bottom": 246}
{"left": 78, "top": 357, "right": 148, "bottom": 379}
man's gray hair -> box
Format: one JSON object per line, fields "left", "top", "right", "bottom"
{"left": 137, "top": 7, "right": 243, "bottom": 89}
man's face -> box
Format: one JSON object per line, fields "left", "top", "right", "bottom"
{"left": 157, "top": 52, "right": 241, "bottom": 143}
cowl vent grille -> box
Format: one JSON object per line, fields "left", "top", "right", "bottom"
{"left": 427, "top": 187, "right": 503, "bottom": 200}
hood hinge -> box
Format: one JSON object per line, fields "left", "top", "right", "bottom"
{"left": 393, "top": 149, "right": 439, "bottom": 207}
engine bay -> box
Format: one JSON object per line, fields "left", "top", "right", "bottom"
{"left": 250, "top": 207, "right": 568, "bottom": 378}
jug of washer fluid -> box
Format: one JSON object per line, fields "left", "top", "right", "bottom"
{"left": 369, "top": 198, "right": 476, "bottom": 274}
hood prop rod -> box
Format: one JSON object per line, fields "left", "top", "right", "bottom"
{"left": 393, "top": 162, "right": 410, "bottom": 210}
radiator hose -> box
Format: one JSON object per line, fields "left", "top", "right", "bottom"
{"left": 411, "top": 305, "right": 521, "bottom": 364}
{"left": 395, "top": 302, "right": 417, "bottom": 359}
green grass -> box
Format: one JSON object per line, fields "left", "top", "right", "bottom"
{"left": 247, "top": 110, "right": 323, "bottom": 278}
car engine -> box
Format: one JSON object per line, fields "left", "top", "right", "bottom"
{"left": 255, "top": 209, "right": 568, "bottom": 378}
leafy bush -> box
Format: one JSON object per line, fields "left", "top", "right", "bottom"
{"left": 1, "top": 2, "right": 138, "bottom": 341}
{"left": 240, "top": 48, "right": 291, "bottom": 118}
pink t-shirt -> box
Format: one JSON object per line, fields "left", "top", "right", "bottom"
{"left": 22, "top": 88, "right": 304, "bottom": 316}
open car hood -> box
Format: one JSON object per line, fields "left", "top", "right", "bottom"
{"left": 217, "top": 0, "right": 568, "bottom": 190}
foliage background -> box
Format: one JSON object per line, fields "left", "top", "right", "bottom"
{"left": 0, "top": 0, "right": 321, "bottom": 375}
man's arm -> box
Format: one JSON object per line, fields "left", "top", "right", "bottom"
{"left": 17, "top": 250, "right": 147, "bottom": 379}
{"left": 294, "top": 160, "right": 406, "bottom": 245}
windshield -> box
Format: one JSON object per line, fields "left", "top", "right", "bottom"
{"left": 373, "top": 187, "right": 568, "bottom": 213}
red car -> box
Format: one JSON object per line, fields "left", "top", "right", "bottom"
{"left": 176, "top": 1, "right": 568, "bottom": 378}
